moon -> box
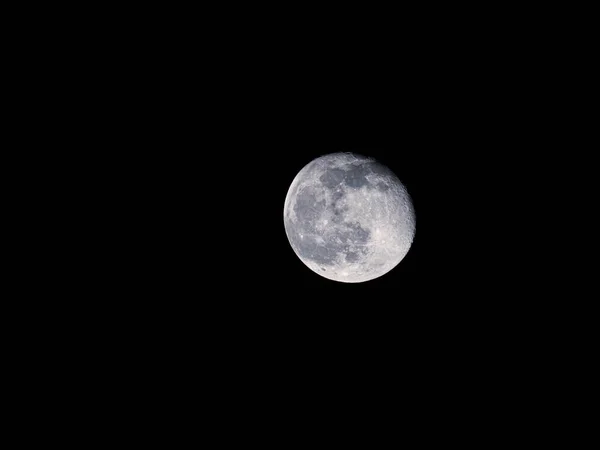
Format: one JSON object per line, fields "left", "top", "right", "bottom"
{"left": 283, "top": 152, "right": 415, "bottom": 283}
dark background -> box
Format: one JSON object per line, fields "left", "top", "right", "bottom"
{"left": 95, "top": 13, "right": 528, "bottom": 348}
{"left": 53, "top": 8, "right": 561, "bottom": 423}
{"left": 3, "top": 3, "right": 579, "bottom": 439}
{"left": 113, "top": 75, "right": 486, "bottom": 355}
{"left": 75, "top": 5, "right": 547, "bottom": 308}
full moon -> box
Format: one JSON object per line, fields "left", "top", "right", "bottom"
{"left": 283, "top": 152, "right": 415, "bottom": 283}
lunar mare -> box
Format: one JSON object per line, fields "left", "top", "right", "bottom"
{"left": 283, "top": 152, "right": 415, "bottom": 283}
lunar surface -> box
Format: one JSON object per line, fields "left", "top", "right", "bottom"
{"left": 283, "top": 152, "right": 415, "bottom": 283}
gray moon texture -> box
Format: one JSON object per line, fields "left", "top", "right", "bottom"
{"left": 283, "top": 152, "right": 416, "bottom": 283}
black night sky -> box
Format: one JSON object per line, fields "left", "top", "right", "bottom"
{"left": 90, "top": 10, "right": 552, "bottom": 420}
{"left": 119, "top": 48, "right": 491, "bottom": 333}
{"left": 52, "top": 6, "right": 563, "bottom": 432}
{"left": 128, "top": 106, "right": 450, "bottom": 332}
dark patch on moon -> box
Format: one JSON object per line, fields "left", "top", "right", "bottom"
{"left": 319, "top": 169, "right": 345, "bottom": 188}
{"left": 311, "top": 242, "right": 341, "bottom": 265}
{"left": 293, "top": 189, "right": 326, "bottom": 229}
{"left": 331, "top": 196, "right": 349, "bottom": 224}
{"left": 345, "top": 252, "right": 360, "bottom": 263}
{"left": 346, "top": 222, "right": 370, "bottom": 241}
{"left": 343, "top": 164, "right": 373, "bottom": 188}
{"left": 320, "top": 164, "right": 374, "bottom": 190}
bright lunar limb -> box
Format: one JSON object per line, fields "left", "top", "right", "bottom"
{"left": 283, "top": 152, "right": 415, "bottom": 283}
